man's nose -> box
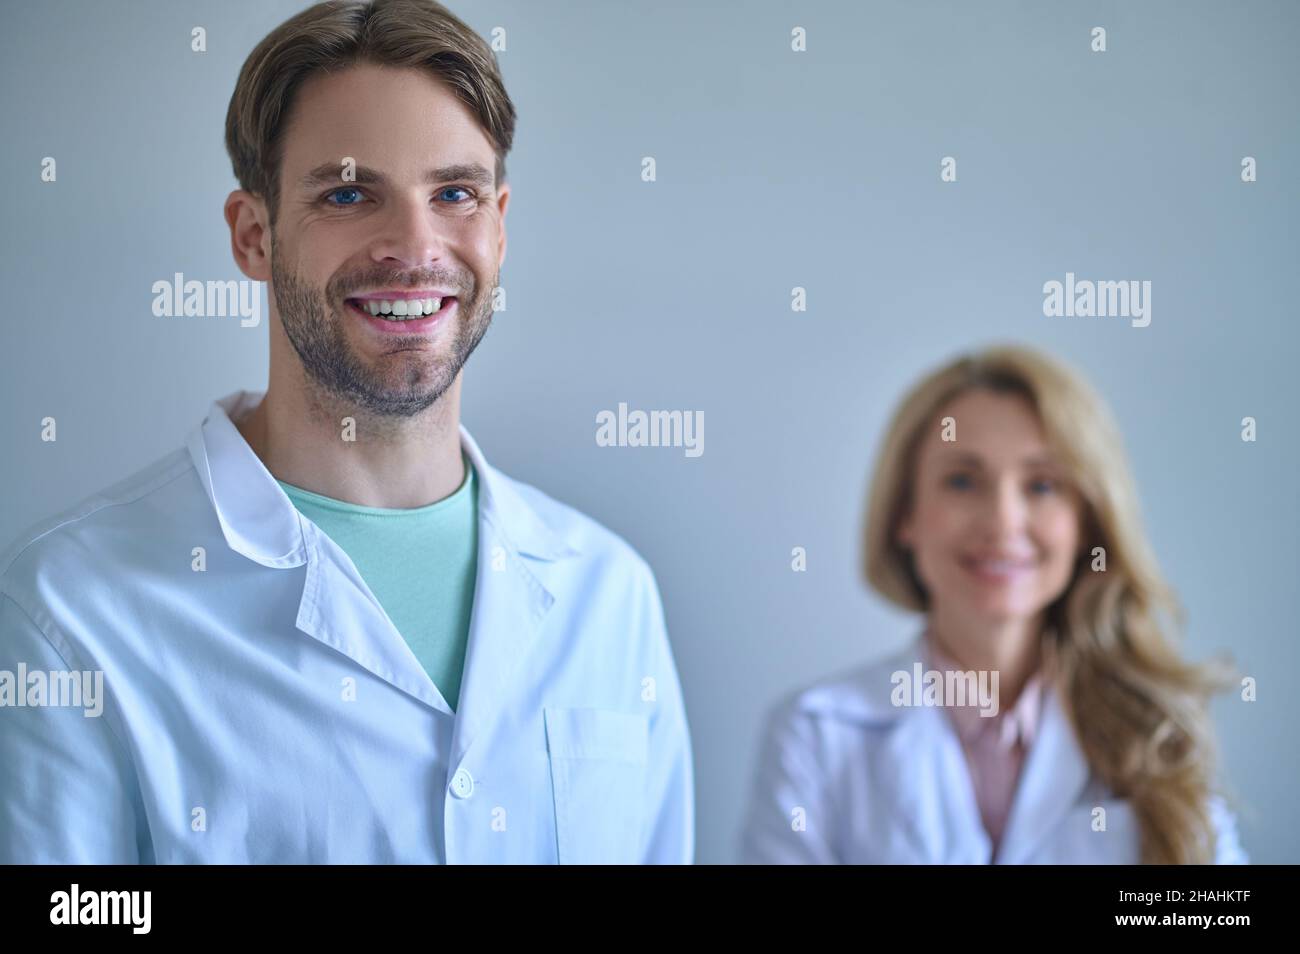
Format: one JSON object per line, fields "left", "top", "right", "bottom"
{"left": 368, "top": 196, "right": 447, "bottom": 269}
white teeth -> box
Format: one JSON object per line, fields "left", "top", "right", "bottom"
{"left": 355, "top": 297, "right": 445, "bottom": 319}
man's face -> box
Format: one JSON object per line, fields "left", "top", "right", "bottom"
{"left": 268, "top": 62, "right": 508, "bottom": 417}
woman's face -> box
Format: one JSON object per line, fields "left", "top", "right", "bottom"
{"left": 897, "top": 388, "right": 1083, "bottom": 625}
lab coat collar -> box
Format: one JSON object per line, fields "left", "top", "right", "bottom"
{"left": 184, "top": 389, "right": 580, "bottom": 569}
{"left": 993, "top": 680, "right": 1090, "bottom": 863}
{"left": 185, "top": 390, "right": 306, "bottom": 568}
{"left": 793, "top": 638, "right": 923, "bottom": 725}
{"left": 184, "top": 389, "right": 581, "bottom": 758}
{"left": 795, "top": 634, "right": 1091, "bottom": 863}
{"left": 922, "top": 631, "right": 1047, "bottom": 751}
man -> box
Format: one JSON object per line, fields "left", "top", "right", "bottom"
{"left": 0, "top": 0, "right": 693, "bottom": 864}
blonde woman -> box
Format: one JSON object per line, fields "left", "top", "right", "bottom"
{"left": 740, "top": 344, "right": 1247, "bottom": 864}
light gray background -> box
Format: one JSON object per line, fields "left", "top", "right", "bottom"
{"left": 2, "top": 0, "right": 1296, "bottom": 863}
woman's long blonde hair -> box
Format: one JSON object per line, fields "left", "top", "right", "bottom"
{"left": 862, "top": 343, "right": 1232, "bottom": 864}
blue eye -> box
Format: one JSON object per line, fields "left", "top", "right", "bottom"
{"left": 324, "top": 187, "right": 364, "bottom": 206}
{"left": 1029, "top": 478, "right": 1057, "bottom": 495}
{"left": 438, "top": 186, "right": 471, "bottom": 203}
{"left": 945, "top": 472, "right": 974, "bottom": 490}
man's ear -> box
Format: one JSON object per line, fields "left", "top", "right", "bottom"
{"left": 225, "top": 190, "right": 272, "bottom": 281}
{"left": 495, "top": 182, "right": 510, "bottom": 270}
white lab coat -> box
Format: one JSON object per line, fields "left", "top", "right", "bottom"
{"left": 0, "top": 390, "right": 694, "bottom": 863}
{"left": 740, "top": 638, "right": 1247, "bottom": 864}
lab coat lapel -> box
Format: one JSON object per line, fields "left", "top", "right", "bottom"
{"left": 886, "top": 702, "right": 993, "bottom": 863}
{"left": 190, "top": 392, "right": 577, "bottom": 725}
{"left": 295, "top": 425, "right": 578, "bottom": 741}
{"left": 447, "top": 425, "right": 579, "bottom": 767}
{"left": 994, "top": 685, "right": 1089, "bottom": 864}
{"left": 446, "top": 512, "right": 551, "bottom": 766}
{"left": 192, "top": 390, "right": 455, "bottom": 714}
{"left": 850, "top": 640, "right": 992, "bottom": 863}
{"left": 295, "top": 518, "right": 455, "bottom": 714}
{"left": 820, "top": 636, "right": 1093, "bottom": 864}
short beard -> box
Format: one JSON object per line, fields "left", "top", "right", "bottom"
{"left": 269, "top": 238, "right": 494, "bottom": 420}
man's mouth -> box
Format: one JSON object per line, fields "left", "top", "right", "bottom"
{"left": 344, "top": 292, "right": 458, "bottom": 332}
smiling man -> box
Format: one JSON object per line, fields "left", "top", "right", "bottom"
{"left": 0, "top": 0, "right": 693, "bottom": 864}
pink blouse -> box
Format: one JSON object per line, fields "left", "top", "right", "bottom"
{"left": 922, "top": 631, "right": 1046, "bottom": 853}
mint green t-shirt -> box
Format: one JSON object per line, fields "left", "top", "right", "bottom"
{"left": 276, "top": 453, "right": 478, "bottom": 712}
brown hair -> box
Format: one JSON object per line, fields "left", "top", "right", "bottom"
{"left": 224, "top": 0, "right": 515, "bottom": 225}
{"left": 863, "top": 343, "right": 1235, "bottom": 864}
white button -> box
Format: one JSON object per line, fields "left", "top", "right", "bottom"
{"left": 450, "top": 768, "right": 474, "bottom": 799}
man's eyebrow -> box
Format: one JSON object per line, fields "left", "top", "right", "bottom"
{"left": 296, "top": 162, "right": 494, "bottom": 190}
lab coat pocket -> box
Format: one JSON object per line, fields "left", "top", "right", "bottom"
{"left": 544, "top": 706, "right": 649, "bottom": 864}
